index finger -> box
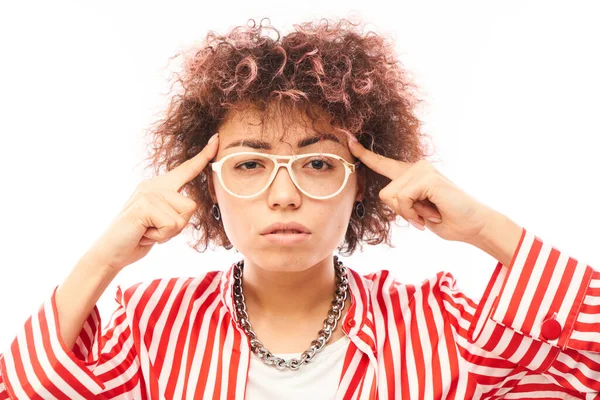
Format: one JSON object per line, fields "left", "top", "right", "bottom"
{"left": 347, "top": 135, "right": 411, "bottom": 179}
{"left": 162, "top": 133, "right": 220, "bottom": 192}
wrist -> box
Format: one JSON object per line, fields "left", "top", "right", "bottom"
{"left": 77, "top": 250, "right": 121, "bottom": 280}
{"left": 467, "top": 208, "right": 523, "bottom": 268}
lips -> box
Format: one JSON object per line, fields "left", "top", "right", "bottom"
{"left": 261, "top": 223, "right": 311, "bottom": 245}
{"left": 260, "top": 222, "right": 311, "bottom": 235}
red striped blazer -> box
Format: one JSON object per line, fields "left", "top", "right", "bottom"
{"left": 1, "top": 226, "right": 599, "bottom": 399}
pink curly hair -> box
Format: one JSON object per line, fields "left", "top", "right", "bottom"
{"left": 142, "top": 17, "right": 435, "bottom": 256}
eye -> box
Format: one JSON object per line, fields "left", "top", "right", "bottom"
{"left": 310, "top": 160, "right": 325, "bottom": 169}
{"left": 236, "top": 161, "right": 265, "bottom": 170}
{"left": 305, "top": 157, "right": 334, "bottom": 170}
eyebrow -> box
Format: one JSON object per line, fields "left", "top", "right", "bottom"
{"left": 223, "top": 133, "right": 342, "bottom": 150}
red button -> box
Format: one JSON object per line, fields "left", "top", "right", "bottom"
{"left": 541, "top": 316, "right": 562, "bottom": 340}
{"left": 346, "top": 318, "right": 356, "bottom": 328}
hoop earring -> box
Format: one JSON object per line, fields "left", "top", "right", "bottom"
{"left": 211, "top": 204, "right": 221, "bottom": 221}
{"left": 353, "top": 201, "right": 365, "bottom": 219}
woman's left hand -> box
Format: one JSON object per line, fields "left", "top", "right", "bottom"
{"left": 347, "top": 136, "right": 494, "bottom": 243}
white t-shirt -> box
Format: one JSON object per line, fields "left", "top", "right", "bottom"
{"left": 245, "top": 334, "right": 351, "bottom": 399}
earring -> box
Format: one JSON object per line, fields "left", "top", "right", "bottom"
{"left": 211, "top": 204, "right": 221, "bottom": 221}
{"left": 353, "top": 201, "right": 365, "bottom": 219}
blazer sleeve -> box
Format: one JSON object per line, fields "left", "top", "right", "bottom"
{"left": 0, "top": 284, "right": 144, "bottom": 399}
{"left": 439, "top": 226, "right": 599, "bottom": 397}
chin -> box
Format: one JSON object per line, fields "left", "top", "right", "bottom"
{"left": 252, "top": 244, "right": 340, "bottom": 272}
{"left": 238, "top": 248, "right": 318, "bottom": 272}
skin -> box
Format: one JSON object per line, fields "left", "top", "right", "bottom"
{"left": 204, "top": 102, "right": 523, "bottom": 354}
{"left": 345, "top": 134, "right": 522, "bottom": 268}
{"left": 206, "top": 104, "right": 366, "bottom": 352}
{"left": 52, "top": 100, "right": 521, "bottom": 356}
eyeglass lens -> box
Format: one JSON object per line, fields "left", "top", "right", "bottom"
{"left": 220, "top": 154, "right": 347, "bottom": 197}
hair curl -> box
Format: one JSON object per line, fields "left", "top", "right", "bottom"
{"left": 142, "top": 16, "right": 435, "bottom": 256}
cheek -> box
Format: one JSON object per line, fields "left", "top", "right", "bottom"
{"left": 319, "top": 199, "right": 354, "bottom": 232}
{"left": 213, "top": 190, "right": 248, "bottom": 234}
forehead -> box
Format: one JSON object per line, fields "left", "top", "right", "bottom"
{"left": 217, "top": 102, "right": 347, "bottom": 152}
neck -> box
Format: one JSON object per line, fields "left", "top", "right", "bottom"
{"left": 240, "top": 255, "right": 337, "bottom": 321}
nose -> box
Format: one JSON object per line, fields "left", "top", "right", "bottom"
{"left": 267, "top": 164, "right": 302, "bottom": 209}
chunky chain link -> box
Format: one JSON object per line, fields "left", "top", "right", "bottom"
{"left": 232, "top": 255, "right": 349, "bottom": 371}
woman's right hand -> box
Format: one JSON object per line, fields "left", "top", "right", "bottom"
{"left": 85, "top": 133, "right": 220, "bottom": 273}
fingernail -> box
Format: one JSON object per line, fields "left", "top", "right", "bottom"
{"left": 408, "top": 219, "right": 425, "bottom": 231}
{"left": 427, "top": 217, "right": 442, "bottom": 223}
{"left": 208, "top": 133, "right": 219, "bottom": 143}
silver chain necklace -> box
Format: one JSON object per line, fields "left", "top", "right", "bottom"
{"left": 232, "top": 255, "right": 349, "bottom": 371}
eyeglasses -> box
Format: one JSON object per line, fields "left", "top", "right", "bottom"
{"left": 208, "top": 151, "right": 361, "bottom": 199}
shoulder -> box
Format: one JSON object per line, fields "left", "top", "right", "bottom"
{"left": 114, "top": 269, "right": 225, "bottom": 310}
{"left": 358, "top": 268, "right": 461, "bottom": 302}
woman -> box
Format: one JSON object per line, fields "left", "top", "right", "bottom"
{"left": 1, "top": 17, "right": 598, "bottom": 400}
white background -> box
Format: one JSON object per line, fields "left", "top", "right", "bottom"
{"left": 1, "top": 0, "right": 599, "bottom": 349}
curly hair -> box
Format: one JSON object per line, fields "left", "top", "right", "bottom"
{"left": 142, "top": 16, "right": 435, "bottom": 256}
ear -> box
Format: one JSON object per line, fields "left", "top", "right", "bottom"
{"left": 207, "top": 171, "right": 218, "bottom": 203}
{"left": 355, "top": 167, "right": 366, "bottom": 202}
